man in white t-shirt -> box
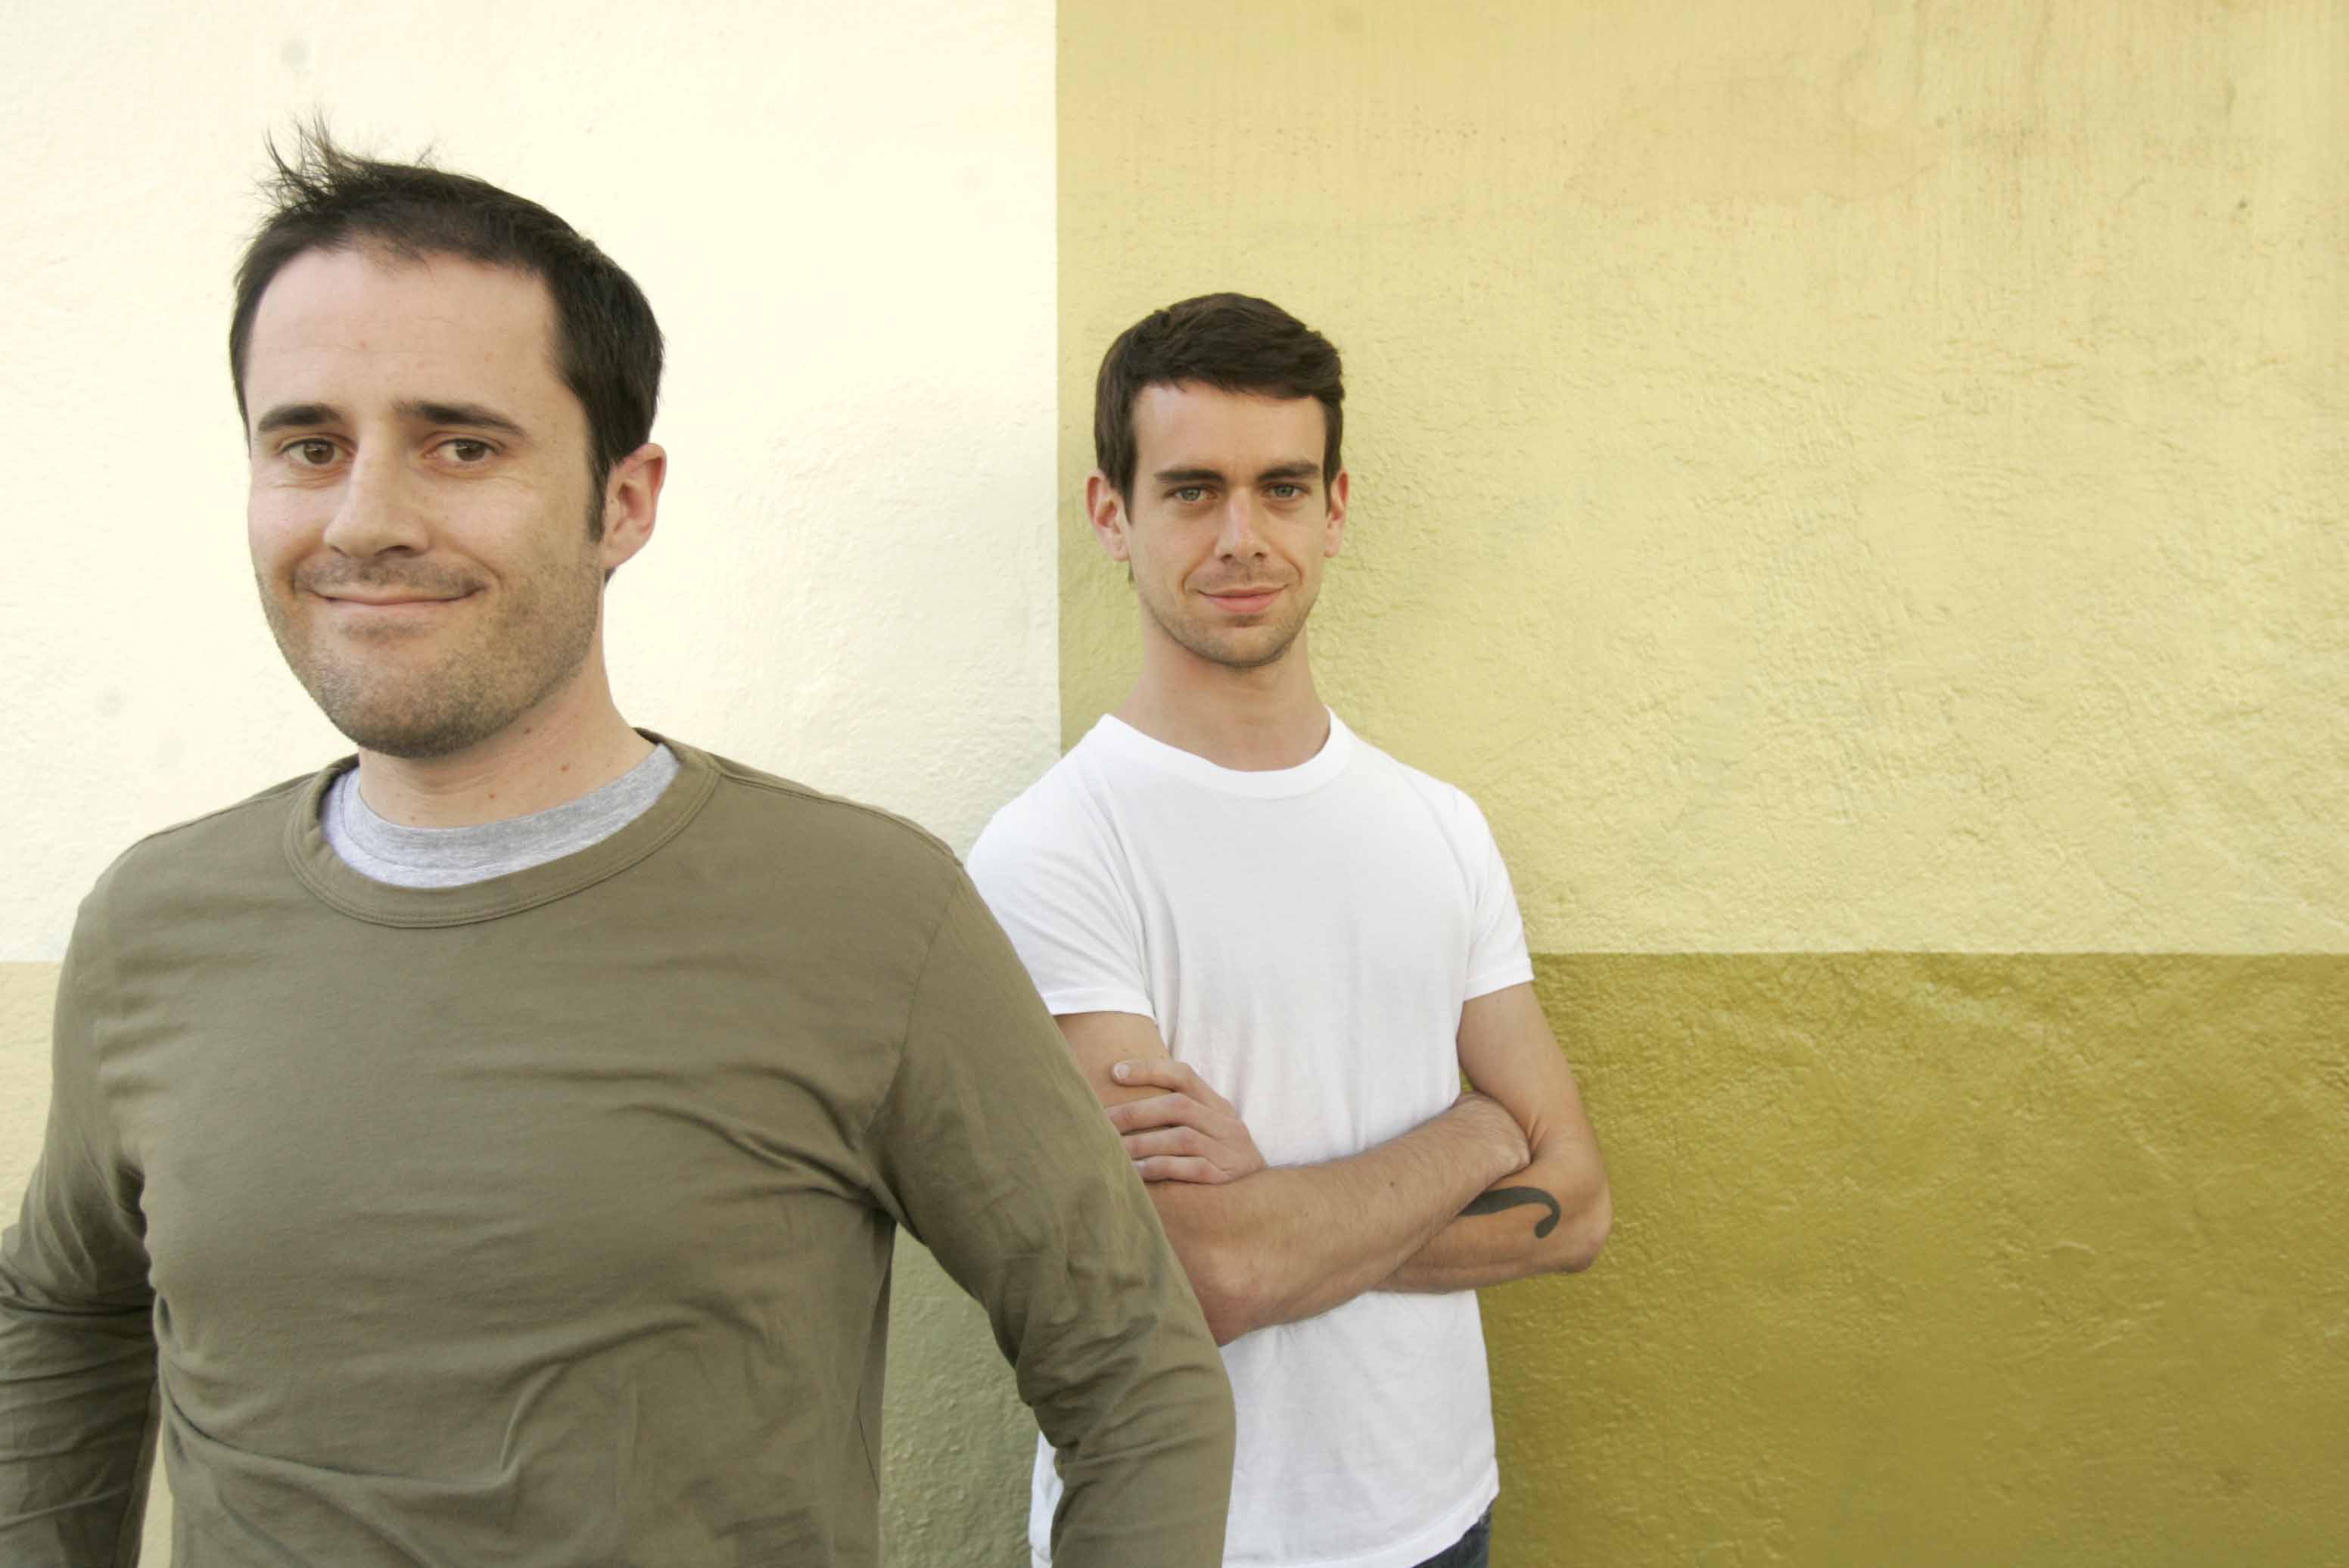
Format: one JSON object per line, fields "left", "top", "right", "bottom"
{"left": 967, "top": 294, "right": 1613, "bottom": 1568}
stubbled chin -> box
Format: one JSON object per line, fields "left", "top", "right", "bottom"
{"left": 317, "top": 618, "right": 452, "bottom": 643}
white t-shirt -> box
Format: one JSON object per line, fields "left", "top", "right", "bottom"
{"left": 966, "top": 710, "right": 1536, "bottom": 1568}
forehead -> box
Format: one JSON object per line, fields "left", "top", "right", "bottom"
{"left": 1131, "top": 381, "right": 1327, "bottom": 469}
{"left": 241, "top": 247, "right": 565, "bottom": 425}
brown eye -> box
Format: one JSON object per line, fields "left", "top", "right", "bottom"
{"left": 443, "top": 439, "right": 493, "bottom": 464}
{"left": 291, "top": 440, "right": 337, "bottom": 466}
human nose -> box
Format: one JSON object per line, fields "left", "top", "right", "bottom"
{"left": 1214, "top": 493, "right": 1268, "bottom": 559}
{"left": 319, "top": 447, "right": 430, "bottom": 558}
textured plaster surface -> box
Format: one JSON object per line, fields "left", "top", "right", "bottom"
{"left": 1058, "top": 7, "right": 2348, "bottom": 1560}
{"left": 1486, "top": 952, "right": 2349, "bottom": 1566}
{"left": 2, "top": 5, "right": 1052, "bottom": 1563}
{"left": 1059, "top": 0, "right": 2348, "bottom": 953}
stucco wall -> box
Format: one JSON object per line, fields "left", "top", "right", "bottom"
{"left": 1059, "top": 0, "right": 2347, "bottom": 957}
{"left": 10, "top": 4, "right": 2344, "bottom": 1563}
{"left": 1491, "top": 954, "right": 2347, "bottom": 1563}
{"left": 1, "top": 2, "right": 1053, "bottom": 1560}
{"left": 1059, "top": 0, "right": 2346, "bottom": 1562}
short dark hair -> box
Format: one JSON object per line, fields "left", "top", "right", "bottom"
{"left": 229, "top": 124, "right": 663, "bottom": 525}
{"left": 1094, "top": 293, "right": 1344, "bottom": 499}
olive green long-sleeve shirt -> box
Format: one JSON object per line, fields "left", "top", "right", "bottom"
{"left": 0, "top": 739, "right": 1233, "bottom": 1566}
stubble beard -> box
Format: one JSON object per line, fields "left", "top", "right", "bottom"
{"left": 261, "top": 539, "right": 605, "bottom": 762}
{"left": 1140, "top": 577, "right": 1315, "bottom": 673}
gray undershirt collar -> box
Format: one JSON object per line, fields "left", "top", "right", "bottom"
{"left": 322, "top": 744, "right": 681, "bottom": 889}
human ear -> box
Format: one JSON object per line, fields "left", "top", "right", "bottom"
{"left": 1322, "top": 468, "right": 1349, "bottom": 558}
{"left": 1086, "top": 470, "right": 1132, "bottom": 563}
{"left": 597, "top": 443, "right": 667, "bottom": 574}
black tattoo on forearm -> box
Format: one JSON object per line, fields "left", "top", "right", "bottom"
{"left": 1460, "top": 1186, "right": 1560, "bottom": 1238}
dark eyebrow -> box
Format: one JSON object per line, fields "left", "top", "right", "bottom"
{"left": 254, "top": 403, "right": 341, "bottom": 436}
{"left": 1151, "top": 462, "right": 1321, "bottom": 488}
{"left": 400, "top": 400, "right": 528, "bottom": 438}
{"left": 252, "top": 400, "right": 530, "bottom": 440}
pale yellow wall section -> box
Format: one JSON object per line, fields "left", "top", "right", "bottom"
{"left": 1060, "top": 0, "right": 2347, "bottom": 953}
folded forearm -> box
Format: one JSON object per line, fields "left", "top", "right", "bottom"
{"left": 1155, "top": 1096, "right": 1525, "bottom": 1341}
{"left": 1384, "top": 1137, "right": 1612, "bottom": 1292}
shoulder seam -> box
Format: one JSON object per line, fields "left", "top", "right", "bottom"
{"left": 117, "top": 772, "right": 316, "bottom": 857}
{"left": 707, "top": 758, "right": 960, "bottom": 866}
{"left": 101, "top": 773, "right": 318, "bottom": 885}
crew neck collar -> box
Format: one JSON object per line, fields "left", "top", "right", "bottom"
{"left": 330, "top": 742, "right": 677, "bottom": 876}
{"left": 285, "top": 730, "right": 718, "bottom": 927}
{"left": 1087, "top": 709, "right": 1355, "bottom": 799}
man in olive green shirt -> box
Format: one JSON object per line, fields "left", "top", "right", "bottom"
{"left": 0, "top": 132, "right": 1232, "bottom": 1566}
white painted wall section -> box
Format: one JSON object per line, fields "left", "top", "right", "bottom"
{"left": 2, "top": 0, "right": 1060, "bottom": 960}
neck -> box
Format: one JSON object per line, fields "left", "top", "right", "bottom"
{"left": 352, "top": 657, "right": 652, "bottom": 828}
{"left": 1115, "top": 621, "right": 1330, "bottom": 771}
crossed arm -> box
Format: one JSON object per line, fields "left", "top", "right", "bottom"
{"left": 1054, "top": 982, "right": 1610, "bottom": 1346}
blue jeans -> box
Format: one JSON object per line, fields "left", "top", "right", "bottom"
{"left": 1414, "top": 1505, "right": 1493, "bottom": 1568}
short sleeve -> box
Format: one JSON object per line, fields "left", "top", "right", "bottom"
{"left": 1456, "top": 792, "right": 1536, "bottom": 1000}
{"left": 966, "top": 786, "right": 1156, "bottom": 1021}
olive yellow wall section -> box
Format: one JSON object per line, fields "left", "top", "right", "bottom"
{"left": 1489, "top": 953, "right": 2347, "bottom": 1564}
{"left": 1059, "top": 0, "right": 2346, "bottom": 956}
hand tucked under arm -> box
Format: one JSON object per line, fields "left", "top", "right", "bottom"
{"left": 1384, "top": 983, "right": 1612, "bottom": 1293}
{"left": 1104, "top": 1058, "right": 1268, "bottom": 1186}
{"left": 1140, "top": 1091, "right": 1528, "bottom": 1343}
{"left": 1109, "top": 1061, "right": 1565, "bottom": 1264}
{"left": 1055, "top": 1013, "right": 1528, "bottom": 1345}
